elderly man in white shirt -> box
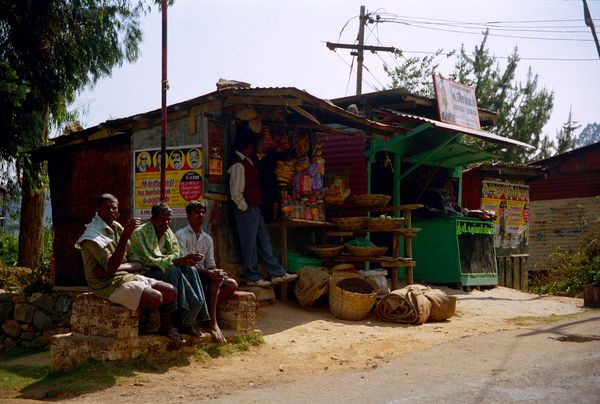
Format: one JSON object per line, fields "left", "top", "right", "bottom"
{"left": 176, "top": 201, "right": 237, "bottom": 343}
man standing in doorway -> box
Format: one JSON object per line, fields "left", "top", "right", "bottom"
{"left": 228, "top": 123, "right": 297, "bottom": 287}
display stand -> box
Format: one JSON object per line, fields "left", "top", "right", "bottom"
{"left": 327, "top": 204, "right": 422, "bottom": 290}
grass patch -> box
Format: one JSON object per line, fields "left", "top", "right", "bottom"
{"left": 506, "top": 313, "right": 580, "bottom": 326}
{"left": 196, "top": 331, "right": 264, "bottom": 360}
{"left": 17, "top": 351, "right": 190, "bottom": 400}
{"left": 0, "top": 346, "right": 45, "bottom": 362}
{"left": 0, "top": 332, "right": 264, "bottom": 400}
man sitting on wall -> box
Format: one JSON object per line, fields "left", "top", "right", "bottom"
{"left": 76, "top": 194, "right": 177, "bottom": 333}
{"left": 129, "top": 203, "right": 210, "bottom": 342}
{"left": 176, "top": 201, "right": 238, "bottom": 343}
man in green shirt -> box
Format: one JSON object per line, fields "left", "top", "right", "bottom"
{"left": 76, "top": 194, "right": 177, "bottom": 315}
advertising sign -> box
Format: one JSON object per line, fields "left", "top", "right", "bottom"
{"left": 433, "top": 74, "right": 481, "bottom": 130}
{"left": 480, "top": 180, "right": 529, "bottom": 248}
{"left": 133, "top": 145, "right": 203, "bottom": 218}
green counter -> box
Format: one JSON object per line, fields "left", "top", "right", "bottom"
{"left": 412, "top": 216, "right": 498, "bottom": 287}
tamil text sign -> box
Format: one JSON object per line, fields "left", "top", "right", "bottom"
{"left": 433, "top": 74, "right": 481, "bottom": 130}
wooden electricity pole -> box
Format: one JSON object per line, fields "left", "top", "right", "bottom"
{"left": 326, "top": 5, "right": 398, "bottom": 95}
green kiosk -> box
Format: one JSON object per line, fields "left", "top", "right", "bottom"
{"left": 364, "top": 112, "right": 532, "bottom": 288}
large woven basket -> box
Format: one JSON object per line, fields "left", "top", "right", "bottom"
{"left": 331, "top": 216, "right": 367, "bottom": 231}
{"left": 307, "top": 244, "right": 344, "bottom": 258}
{"left": 346, "top": 245, "right": 388, "bottom": 257}
{"left": 351, "top": 194, "right": 391, "bottom": 207}
{"left": 329, "top": 277, "right": 377, "bottom": 321}
{"left": 367, "top": 217, "right": 404, "bottom": 231}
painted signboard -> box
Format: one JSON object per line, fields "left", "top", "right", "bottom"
{"left": 133, "top": 145, "right": 203, "bottom": 218}
{"left": 480, "top": 180, "right": 529, "bottom": 249}
{"left": 433, "top": 74, "right": 481, "bottom": 130}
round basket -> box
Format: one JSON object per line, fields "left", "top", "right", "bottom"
{"left": 351, "top": 194, "right": 392, "bottom": 207}
{"left": 367, "top": 217, "right": 404, "bottom": 231}
{"left": 329, "top": 277, "right": 377, "bottom": 321}
{"left": 307, "top": 244, "right": 344, "bottom": 258}
{"left": 346, "top": 245, "right": 388, "bottom": 257}
{"left": 331, "top": 216, "right": 367, "bottom": 231}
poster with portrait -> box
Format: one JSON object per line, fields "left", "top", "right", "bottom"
{"left": 480, "top": 180, "right": 529, "bottom": 249}
{"left": 133, "top": 145, "right": 203, "bottom": 217}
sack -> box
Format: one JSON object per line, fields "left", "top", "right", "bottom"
{"left": 359, "top": 270, "right": 390, "bottom": 295}
{"left": 423, "top": 288, "right": 457, "bottom": 321}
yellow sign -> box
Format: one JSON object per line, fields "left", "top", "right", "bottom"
{"left": 133, "top": 145, "right": 203, "bottom": 217}
{"left": 481, "top": 180, "right": 529, "bottom": 249}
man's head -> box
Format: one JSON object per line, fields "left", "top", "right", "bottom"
{"left": 138, "top": 152, "right": 149, "bottom": 171}
{"left": 190, "top": 149, "right": 200, "bottom": 165}
{"left": 234, "top": 123, "right": 255, "bottom": 156}
{"left": 150, "top": 203, "right": 172, "bottom": 235}
{"left": 170, "top": 150, "right": 183, "bottom": 170}
{"left": 96, "top": 194, "right": 119, "bottom": 225}
{"left": 185, "top": 201, "right": 207, "bottom": 229}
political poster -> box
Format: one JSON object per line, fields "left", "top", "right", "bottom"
{"left": 480, "top": 180, "right": 529, "bottom": 249}
{"left": 133, "top": 145, "right": 203, "bottom": 217}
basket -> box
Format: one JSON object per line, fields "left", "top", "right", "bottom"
{"left": 331, "top": 216, "right": 367, "bottom": 231}
{"left": 367, "top": 217, "right": 404, "bottom": 231}
{"left": 351, "top": 194, "right": 392, "bottom": 207}
{"left": 307, "top": 245, "right": 344, "bottom": 258}
{"left": 329, "top": 277, "right": 377, "bottom": 321}
{"left": 346, "top": 245, "right": 388, "bottom": 257}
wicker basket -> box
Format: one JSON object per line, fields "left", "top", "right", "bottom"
{"left": 346, "top": 245, "right": 388, "bottom": 257}
{"left": 331, "top": 216, "right": 367, "bottom": 231}
{"left": 307, "top": 244, "right": 344, "bottom": 258}
{"left": 351, "top": 194, "right": 392, "bottom": 207}
{"left": 329, "top": 277, "right": 377, "bottom": 321}
{"left": 367, "top": 217, "right": 404, "bottom": 231}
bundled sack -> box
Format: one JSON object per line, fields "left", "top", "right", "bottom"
{"left": 294, "top": 267, "right": 330, "bottom": 306}
{"left": 375, "top": 284, "right": 456, "bottom": 325}
{"left": 425, "top": 287, "right": 457, "bottom": 322}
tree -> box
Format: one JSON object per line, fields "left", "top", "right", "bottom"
{"left": 532, "top": 134, "right": 555, "bottom": 161}
{"left": 555, "top": 109, "right": 580, "bottom": 154}
{"left": 385, "top": 32, "right": 554, "bottom": 163}
{"left": 576, "top": 122, "right": 600, "bottom": 148}
{"left": 0, "top": 0, "right": 165, "bottom": 269}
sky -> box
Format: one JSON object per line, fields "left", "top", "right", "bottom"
{"left": 72, "top": 0, "right": 600, "bottom": 145}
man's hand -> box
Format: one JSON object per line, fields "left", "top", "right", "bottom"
{"left": 173, "top": 252, "right": 203, "bottom": 267}
{"left": 123, "top": 218, "right": 141, "bottom": 237}
{"left": 207, "top": 268, "right": 228, "bottom": 282}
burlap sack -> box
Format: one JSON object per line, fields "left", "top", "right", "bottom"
{"left": 294, "top": 267, "right": 330, "bottom": 306}
{"left": 423, "top": 288, "right": 457, "bottom": 321}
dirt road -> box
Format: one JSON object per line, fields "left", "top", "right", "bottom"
{"left": 67, "top": 286, "right": 597, "bottom": 403}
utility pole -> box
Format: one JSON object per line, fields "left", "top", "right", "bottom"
{"left": 356, "top": 5, "right": 366, "bottom": 95}
{"left": 582, "top": 0, "right": 600, "bottom": 59}
{"left": 326, "top": 5, "right": 398, "bottom": 95}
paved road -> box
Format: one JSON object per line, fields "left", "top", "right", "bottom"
{"left": 203, "top": 313, "right": 600, "bottom": 404}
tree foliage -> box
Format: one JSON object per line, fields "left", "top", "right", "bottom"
{"left": 384, "top": 32, "right": 554, "bottom": 163}
{"left": 1, "top": 0, "right": 166, "bottom": 268}
{"left": 555, "top": 108, "right": 580, "bottom": 154}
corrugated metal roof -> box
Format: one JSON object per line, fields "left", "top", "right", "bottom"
{"left": 378, "top": 108, "right": 534, "bottom": 149}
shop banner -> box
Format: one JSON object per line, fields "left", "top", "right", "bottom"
{"left": 133, "top": 145, "right": 203, "bottom": 218}
{"left": 480, "top": 180, "right": 529, "bottom": 248}
{"left": 433, "top": 74, "right": 481, "bottom": 130}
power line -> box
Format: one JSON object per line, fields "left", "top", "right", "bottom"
{"left": 377, "top": 19, "right": 595, "bottom": 42}
{"left": 401, "top": 49, "right": 599, "bottom": 61}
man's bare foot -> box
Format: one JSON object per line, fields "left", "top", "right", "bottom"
{"left": 208, "top": 324, "right": 226, "bottom": 343}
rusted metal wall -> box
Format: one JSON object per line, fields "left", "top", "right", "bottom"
{"left": 530, "top": 144, "right": 600, "bottom": 201}
{"left": 318, "top": 132, "right": 368, "bottom": 196}
{"left": 49, "top": 135, "right": 132, "bottom": 286}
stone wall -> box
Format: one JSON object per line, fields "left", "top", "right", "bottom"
{"left": 0, "top": 289, "right": 75, "bottom": 351}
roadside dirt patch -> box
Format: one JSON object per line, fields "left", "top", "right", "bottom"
{"left": 5, "top": 287, "right": 589, "bottom": 402}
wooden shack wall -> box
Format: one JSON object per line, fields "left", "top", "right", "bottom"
{"left": 528, "top": 196, "right": 600, "bottom": 271}
{"left": 49, "top": 135, "right": 132, "bottom": 286}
